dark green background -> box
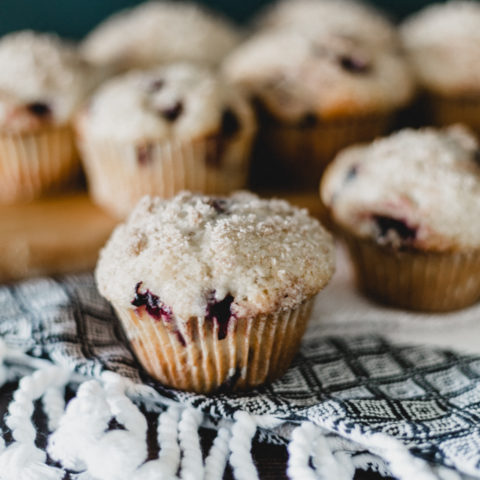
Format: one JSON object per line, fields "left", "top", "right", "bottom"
{"left": 0, "top": 1, "right": 442, "bottom": 40}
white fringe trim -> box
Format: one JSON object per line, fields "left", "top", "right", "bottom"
{"left": 0, "top": 343, "right": 472, "bottom": 480}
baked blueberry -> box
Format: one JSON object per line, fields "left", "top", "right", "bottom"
{"left": 206, "top": 291, "right": 235, "bottom": 340}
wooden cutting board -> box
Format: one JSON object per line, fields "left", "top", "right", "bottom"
{"left": 0, "top": 190, "right": 326, "bottom": 282}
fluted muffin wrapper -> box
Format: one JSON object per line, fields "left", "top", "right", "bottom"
{"left": 0, "top": 126, "right": 78, "bottom": 204}
{"left": 255, "top": 113, "right": 390, "bottom": 190}
{"left": 114, "top": 297, "right": 315, "bottom": 393}
{"left": 428, "top": 93, "right": 480, "bottom": 135}
{"left": 78, "top": 129, "right": 255, "bottom": 218}
{"left": 343, "top": 232, "right": 480, "bottom": 312}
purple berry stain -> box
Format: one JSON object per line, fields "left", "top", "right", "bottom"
{"left": 474, "top": 149, "right": 480, "bottom": 167}
{"left": 131, "top": 282, "right": 172, "bottom": 322}
{"left": 149, "top": 78, "right": 164, "bottom": 92}
{"left": 26, "top": 102, "right": 51, "bottom": 118}
{"left": 374, "top": 215, "right": 417, "bottom": 244}
{"left": 345, "top": 165, "right": 358, "bottom": 183}
{"left": 136, "top": 143, "right": 153, "bottom": 166}
{"left": 206, "top": 292, "right": 235, "bottom": 340}
{"left": 205, "top": 107, "right": 242, "bottom": 168}
{"left": 207, "top": 198, "right": 228, "bottom": 214}
{"left": 161, "top": 101, "right": 183, "bottom": 122}
{"left": 339, "top": 55, "right": 371, "bottom": 74}
{"left": 221, "top": 108, "right": 240, "bottom": 137}
{"left": 299, "top": 112, "right": 317, "bottom": 128}
{"left": 175, "top": 331, "right": 186, "bottom": 347}
{"left": 216, "top": 367, "right": 241, "bottom": 393}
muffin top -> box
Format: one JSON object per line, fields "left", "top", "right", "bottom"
{"left": 78, "top": 63, "right": 255, "bottom": 143}
{"left": 401, "top": 1, "right": 480, "bottom": 95}
{"left": 223, "top": 28, "right": 414, "bottom": 122}
{"left": 81, "top": 1, "right": 241, "bottom": 71}
{"left": 96, "top": 191, "right": 335, "bottom": 320}
{"left": 321, "top": 126, "right": 480, "bottom": 251}
{"left": 257, "top": 0, "right": 397, "bottom": 48}
{"left": 0, "top": 31, "right": 91, "bottom": 133}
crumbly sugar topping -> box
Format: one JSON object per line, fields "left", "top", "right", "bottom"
{"left": 0, "top": 31, "right": 91, "bottom": 130}
{"left": 401, "top": 1, "right": 480, "bottom": 95}
{"left": 79, "top": 63, "right": 254, "bottom": 143}
{"left": 223, "top": 28, "right": 414, "bottom": 122}
{"left": 96, "top": 191, "right": 335, "bottom": 320}
{"left": 81, "top": 1, "right": 241, "bottom": 70}
{"left": 257, "top": 0, "right": 398, "bottom": 48}
{"left": 321, "top": 126, "right": 480, "bottom": 251}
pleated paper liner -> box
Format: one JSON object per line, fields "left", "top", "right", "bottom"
{"left": 428, "top": 93, "right": 480, "bottom": 135}
{"left": 78, "top": 127, "right": 255, "bottom": 218}
{"left": 343, "top": 232, "right": 480, "bottom": 312}
{"left": 0, "top": 126, "right": 78, "bottom": 204}
{"left": 115, "top": 297, "right": 314, "bottom": 394}
{"left": 251, "top": 113, "right": 391, "bottom": 190}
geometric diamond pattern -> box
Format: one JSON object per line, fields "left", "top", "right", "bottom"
{"left": 449, "top": 384, "right": 480, "bottom": 408}
{"left": 348, "top": 399, "right": 397, "bottom": 420}
{"left": 358, "top": 353, "right": 404, "bottom": 378}
{"left": 1, "top": 273, "right": 480, "bottom": 478}
{"left": 425, "top": 367, "right": 471, "bottom": 395}
{"left": 312, "top": 359, "right": 356, "bottom": 389}
{"left": 378, "top": 379, "right": 426, "bottom": 399}
{"left": 401, "top": 399, "right": 446, "bottom": 421}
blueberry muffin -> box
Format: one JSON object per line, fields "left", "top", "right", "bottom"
{"left": 0, "top": 31, "right": 91, "bottom": 203}
{"left": 95, "top": 191, "right": 335, "bottom": 393}
{"left": 223, "top": 27, "right": 414, "bottom": 189}
{"left": 321, "top": 125, "right": 480, "bottom": 312}
{"left": 76, "top": 63, "right": 256, "bottom": 218}
{"left": 401, "top": 1, "right": 480, "bottom": 133}
{"left": 81, "top": 1, "right": 241, "bottom": 72}
{"left": 257, "top": 0, "right": 397, "bottom": 49}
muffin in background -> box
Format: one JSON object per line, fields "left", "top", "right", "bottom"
{"left": 76, "top": 63, "right": 256, "bottom": 218}
{"left": 95, "top": 191, "right": 335, "bottom": 393}
{"left": 0, "top": 31, "right": 91, "bottom": 203}
{"left": 256, "top": 0, "right": 398, "bottom": 49}
{"left": 401, "top": 1, "right": 480, "bottom": 133}
{"left": 223, "top": 27, "right": 414, "bottom": 189}
{"left": 81, "top": 1, "right": 241, "bottom": 72}
{"left": 321, "top": 125, "right": 480, "bottom": 312}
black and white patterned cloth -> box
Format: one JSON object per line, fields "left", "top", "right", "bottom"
{"left": 1, "top": 272, "right": 480, "bottom": 478}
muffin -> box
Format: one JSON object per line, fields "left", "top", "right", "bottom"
{"left": 401, "top": 1, "right": 480, "bottom": 133}
{"left": 81, "top": 1, "right": 241, "bottom": 72}
{"left": 321, "top": 125, "right": 480, "bottom": 312}
{"left": 0, "top": 31, "right": 91, "bottom": 203}
{"left": 223, "top": 27, "right": 414, "bottom": 189}
{"left": 256, "top": 0, "right": 397, "bottom": 49}
{"left": 76, "top": 63, "right": 256, "bottom": 218}
{"left": 95, "top": 191, "right": 335, "bottom": 393}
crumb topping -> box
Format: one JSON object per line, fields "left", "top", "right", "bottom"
{"left": 223, "top": 28, "right": 414, "bottom": 122}
{"left": 0, "top": 31, "right": 91, "bottom": 131}
{"left": 401, "top": 1, "right": 480, "bottom": 95}
{"left": 81, "top": 1, "right": 241, "bottom": 70}
{"left": 79, "top": 63, "right": 254, "bottom": 143}
{"left": 256, "top": 0, "right": 398, "bottom": 48}
{"left": 321, "top": 126, "right": 480, "bottom": 251}
{"left": 96, "top": 191, "right": 335, "bottom": 320}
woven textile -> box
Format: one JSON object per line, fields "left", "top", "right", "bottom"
{"left": 1, "top": 248, "right": 480, "bottom": 479}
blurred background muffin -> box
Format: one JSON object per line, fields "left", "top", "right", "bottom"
{"left": 76, "top": 63, "right": 256, "bottom": 217}
{"left": 224, "top": 26, "right": 414, "bottom": 190}
{"left": 80, "top": 1, "right": 242, "bottom": 72}
{"left": 401, "top": 1, "right": 480, "bottom": 134}
{"left": 321, "top": 125, "right": 480, "bottom": 312}
{"left": 256, "top": 0, "right": 398, "bottom": 49}
{"left": 0, "top": 31, "right": 92, "bottom": 203}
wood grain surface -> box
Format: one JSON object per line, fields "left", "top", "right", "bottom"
{"left": 0, "top": 193, "right": 118, "bottom": 282}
